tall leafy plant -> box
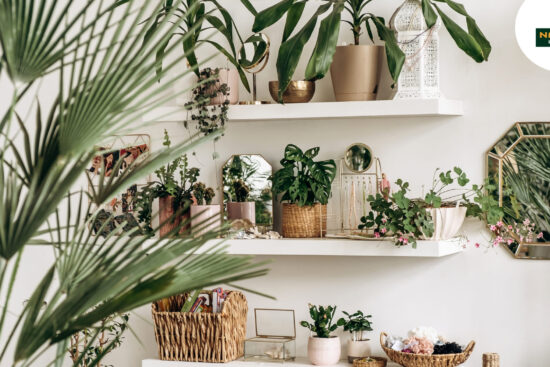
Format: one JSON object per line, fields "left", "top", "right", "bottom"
{"left": 270, "top": 144, "right": 337, "bottom": 207}
{"left": 300, "top": 304, "right": 339, "bottom": 338}
{"left": 0, "top": 1, "right": 268, "bottom": 366}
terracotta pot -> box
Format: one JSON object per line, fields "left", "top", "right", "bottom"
{"left": 227, "top": 202, "right": 256, "bottom": 225}
{"left": 281, "top": 203, "right": 327, "bottom": 238}
{"left": 268, "top": 80, "right": 315, "bottom": 103}
{"left": 158, "top": 196, "right": 190, "bottom": 238}
{"left": 427, "top": 206, "right": 467, "bottom": 240}
{"left": 308, "top": 336, "right": 341, "bottom": 366}
{"left": 190, "top": 204, "right": 222, "bottom": 236}
{"left": 330, "top": 45, "right": 383, "bottom": 101}
{"left": 209, "top": 68, "right": 239, "bottom": 105}
{"left": 347, "top": 339, "right": 371, "bottom": 363}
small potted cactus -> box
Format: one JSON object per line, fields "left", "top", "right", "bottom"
{"left": 190, "top": 182, "right": 221, "bottom": 235}
{"left": 301, "top": 304, "right": 341, "bottom": 366}
{"left": 337, "top": 310, "right": 373, "bottom": 362}
{"left": 227, "top": 179, "right": 256, "bottom": 225}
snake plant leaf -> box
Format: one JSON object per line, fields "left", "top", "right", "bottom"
{"left": 283, "top": 1, "right": 306, "bottom": 42}
{"left": 305, "top": 1, "right": 344, "bottom": 82}
{"left": 276, "top": 2, "right": 332, "bottom": 101}
{"left": 421, "top": 0, "right": 437, "bottom": 29}
{"left": 252, "top": 0, "right": 295, "bottom": 33}
{"left": 370, "top": 16, "right": 405, "bottom": 83}
{"left": 466, "top": 16, "right": 491, "bottom": 61}
{"left": 433, "top": 4, "right": 484, "bottom": 62}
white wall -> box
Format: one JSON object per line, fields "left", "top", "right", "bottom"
{"left": 4, "top": 0, "right": 550, "bottom": 366}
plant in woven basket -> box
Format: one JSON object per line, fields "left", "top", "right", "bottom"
{"left": 270, "top": 144, "right": 337, "bottom": 207}
{"left": 337, "top": 310, "right": 373, "bottom": 341}
{"left": 300, "top": 304, "right": 339, "bottom": 338}
{"left": 192, "top": 182, "right": 216, "bottom": 205}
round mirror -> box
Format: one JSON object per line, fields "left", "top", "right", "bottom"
{"left": 238, "top": 33, "right": 270, "bottom": 73}
{"left": 344, "top": 143, "right": 373, "bottom": 173}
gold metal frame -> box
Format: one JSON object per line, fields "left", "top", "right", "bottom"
{"left": 238, "top": 33, "right": 271, "bottom": 105}
{"left": 344, "top": 143, "right": 374, "bottom": 173}
{"left": 253, "top": 308, "right": 296, "bottom": 339}
{"left": 486, "top": 122, "right": 550, "bottom": 259}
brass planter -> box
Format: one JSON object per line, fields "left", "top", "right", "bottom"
{"left": 269, "top": 80, "right": 315, "bottom": 103}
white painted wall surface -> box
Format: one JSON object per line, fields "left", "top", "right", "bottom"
{"left": 3, "top": 0, "right": 550, "bottom": 366}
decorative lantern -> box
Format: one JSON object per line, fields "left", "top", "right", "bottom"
{"left": 390, "top": 0, "right": 441, "bottom": 99}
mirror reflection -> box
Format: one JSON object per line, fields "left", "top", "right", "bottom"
{"left": 344, "top": 143, "right": 373, "bottom": 173}
{"left": 487, "top": 122, "right": 550, "bottom": 259}
{"left": 223, "top": 155, "right": 273, "bottom": 230}
{"left": 239, "top": 33, "right": 270, "bottom": 73}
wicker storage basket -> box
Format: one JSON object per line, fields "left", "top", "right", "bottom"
{"left": 380, "top": 333, "right": 475, "bottom": 367}
{"left": 482, "top": 353, "right": 499, "bottom": 367}
{"left": 353, "top": 356, "right": 387, "bottom": 367}
{"left": 281, "top": 203, "right": 327, "bottom": 238}
{"left": 152, "top": 291, "right": 247, "bottom": 362}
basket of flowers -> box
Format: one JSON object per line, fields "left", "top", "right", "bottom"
{"left": 380, "top": 328, "right": 475, "bottom": 367}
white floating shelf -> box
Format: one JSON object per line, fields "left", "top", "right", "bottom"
{"left": 150, "top": 238, "right": 464, "bottom": 258}
{"left": 144, "top": 99, "right": 463, "bottom": 122}
{"left": 143, "top": 357, "right": 400, "bottom": 367}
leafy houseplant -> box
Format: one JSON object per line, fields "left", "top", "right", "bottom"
{"left": 337, "top": 310, "right": 373, "bottom": 362}
{"left": 252, "top": 0, "right": 490, "bottom": 102}
{"left": 0, "top": 1, "right": 268, "bottom": 366}
{"left": 192, "top": 182, "right": 216, "bottom": 205}
{"left": 270, "top": 144, "right": 337, "bottom": 238}
{"left": 300, "top": 304, "right": 341, "bottom": 366}
{"left": 190, "top": 182, "right": 221, "bottom": 236}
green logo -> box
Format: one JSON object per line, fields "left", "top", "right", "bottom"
{"left": 536, "top": 28, "right": 550, "bottom": 47}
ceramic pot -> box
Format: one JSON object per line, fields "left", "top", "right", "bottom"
{"left": 428, "top": 207, "right": 467, "bottom": 240}
{"left": 209, "top": 68, "right": 239, "bottom": 105}
{"left": 281, "top": 203, "right": 327, "bottom": 238}
{"left": 158, "top": 196, "right": 190, "bottom": 238}
{"left": 307, "top": 336, "right": 341, "bottom": 366}
{"left": 347, "top": 339, "right": 371, "bottom": 363}
{"left": 227, "top": 202, "right": 256, "bottom": 225}
{"left": 190, "top": 204, "right": 222, "bottom": 236}
{"left": 330, "top": 45, "right": 383, "bottom": 101}
{"left": 268, "top": 80, "right": 315, "bottom": 103}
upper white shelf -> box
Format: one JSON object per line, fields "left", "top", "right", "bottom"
{"left": 143, "top": 99, "right": 463, "bottom": 123}
{"left": 149, "top": 238, "right": 464, "bottom": 258}
{"left": 143, "top": 357, "right": 400, "bottom": 367}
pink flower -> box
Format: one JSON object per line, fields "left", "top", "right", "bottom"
{"left": 381, "top": 227, "right": 387, "bottom": 234}
{"left": 497, "top": 221, "right": 504, "bottom": 227}
{"left": 508, "top": 225, "right": 513, "bottom": 230}
{"left": 523, "top": 218, "right": 530, "bottom": 226}
{"left": 403, "top": 238, "right": 409, "bottom": 244}
{"left": 495, "top": 236, "right": 503, "bottom": 243}
{"left": 475, "top": 243, "right": 480, "bottom": 248}
{"left": 507, "top": 239, "right": 514, "bottom": 245}
{"left": 538, "top": 232, "right": 544, "bottom": 239}
{"left": 374, "top": 232, "right": 380, "bottom": 238}
{"left": 381, "top": 218, "right": 387, "bottom": 224}
{"left": 490, "top": 225, "right": 497, "bottom": 231}
{"left": 398, "top": 236, "right": 404, "bottom": 242}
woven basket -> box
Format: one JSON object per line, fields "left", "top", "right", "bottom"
{"left": 482, "top": 353, "right": 499, "bottom": 367}
{"left": 152, "top": 291, "right": 247, "bottom": 362}
{"left": 353, "top": 356, "right": 387, "bottom": 367}
{"left": 281, "top": 203, "right": 327, "bottom": 238}
{"left": 380, "top": 333, "right": 475, "bottom": 367}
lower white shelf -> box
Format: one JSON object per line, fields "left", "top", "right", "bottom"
{"left": 142, "top": 357, "right": 400, "bottom": 367}
{"left": 150, "top": 238, "right": 464, "bottom": 258}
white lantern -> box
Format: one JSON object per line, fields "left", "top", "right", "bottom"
{"left": 390, "top": 0, "right": 441, "bottom": 99}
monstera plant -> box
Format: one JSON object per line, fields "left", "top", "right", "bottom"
{"left": 252, "top": 0, "right": 491, "bottom": 101}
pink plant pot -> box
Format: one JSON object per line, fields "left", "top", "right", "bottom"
{"left": 209, "top": 68, "right": 239, "bottom": 105}
{"left": 227, "top": 202, "right": 256, "bottom": 225}
{"left": 190, "top": 205, "right": 222, "bottom": 236}
{"left": 307, "top": 336, "right": 341, "bottom": 366}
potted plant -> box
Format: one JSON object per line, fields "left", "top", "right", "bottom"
{"left": 227, "top": 179, "right": 256, "bottom": 225}
{"left": 270, "top": 144, "right": 337, "bottom": 238}
{"left": 135, "top": 130, "right": 199, "bottom": 237}
{"left": 145, "top": 0, "right": 257, "bottom": 104}
{"left": 190, "top": 182, "right": 221, "bottom": 235}
{"left": 300, "top": 304, "right": 341, "bottom": 366}
{"left": 252, "top": 0, "right": 490, "bottom": 103}
{"left": 337, "top": 310, "right": 373, "bottom": 362}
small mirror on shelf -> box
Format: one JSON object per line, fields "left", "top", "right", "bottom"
{"left": 487, "top": 122, "right": 550, "bottom": 259}
{"left": 222, "top": 155, "right": 273, "bottom": 231}
{"left": 344, "top": 143, "right": 373, "bottom": 173}
{"left": 238, "top": 33, "right": 270, "bottom": 104}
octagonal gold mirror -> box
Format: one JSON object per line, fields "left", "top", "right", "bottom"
{"left": 487, "top": 122, "right": 550, "bottom": 259}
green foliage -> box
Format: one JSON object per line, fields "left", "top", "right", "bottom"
{"left": 144, "top": 0, "right": 256, "bottom": 91}
{"left": 69, "top": 314, "right": 129, "bottom": 367}
{"left": 270, "top": 144, "right": 336, "bottom": 207}
{"left": 192, "top": 182, "right": 216, "bottom": 205}
{"left": 337, "top": 310, "right": 373, "bottom": 340}
{"left": 184, "top": 67, "right": 230, "bottom": 136}
{"left": 300, "top": 304, "right": 339, "bottom": 338}
{"left": 233, "top": 180, "right": 251, "bottom": 202}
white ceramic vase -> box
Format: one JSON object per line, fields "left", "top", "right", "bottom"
{"left": 190, "top": 204, "right": 222, "bottom": 236}
{"left": 347, "top": 339, "right": 371, "bottom": 363}
{"left": 307, "top": 336, "right": 341, "bottom": 366}
{"left": 428, "top": 207, "right": 467, "bottom": 240}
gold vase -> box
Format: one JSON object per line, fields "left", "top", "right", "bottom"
{"left": 269, "top": 80, "right": 315, "bottom": 103}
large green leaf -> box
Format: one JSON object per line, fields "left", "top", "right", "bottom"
{"left": 466, "top": 16, "right": 491, "bottom": 61}
{"left": 421, "top": 0, "right": 437, "bottom": 28}
{"left": 370, "top": 16, "right": 405, "bottom": 83}
{"left": 252, "top": 0, "right": 295, "bottom": 33}
{"left": 283, "top": 1, "right": 306, "bottom": 42}
{"left": 304, "top": 2, "right": 344, "bottom": 81}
